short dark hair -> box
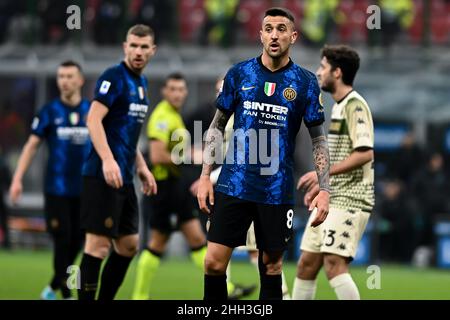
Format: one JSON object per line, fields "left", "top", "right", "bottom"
{"left": 59, "top": 60, "right": 82, "bottom": 73}
{"left": 321, "top": 45, "right": 360, "bottom": 86}
{"left": 127, "top": 24, "right": 155, "bottom": 40}
{"left": 164, "top": 72, "right": 186, "bottom": 86}
{"left": 264, "top": 7, "right": 295, "bottom": 24}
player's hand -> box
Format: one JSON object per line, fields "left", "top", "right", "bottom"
{"left": 297, "top": 171, "right": 318, "bottom": 192}
{"left": 304, "top": 183, "right": 320, "bottom": 207}
{"left": 189, "top": 178, "right": 200, "bottom": 197}
{"left": 9, "top": 179, "right": 23, "bottom": 205}
{"left": 102, "top": 158, "right": 123, "bottom": 189}
{"left": 137, "top": 166, "right": 157, "bottom": 196}
{"left": 197, "top": 175, "right": 214, "bottom": 214}
{"left": 309, "top": 190, "right": 329, "bottom": 227}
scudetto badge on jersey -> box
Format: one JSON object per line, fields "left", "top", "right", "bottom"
{"left": 138, "top": 86, "right": 145, "bottom": 100}
{"left": 283, "top": 87, "right": 297, "bottom": 101}
{"left": 264, "top": 82, "right": 276, "bottom": 96}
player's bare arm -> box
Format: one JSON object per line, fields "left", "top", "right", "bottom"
{"left": 86, "top": 100, "right": 123, "bottom": 189}
{"left": 149, "top": 139, "right": 178, "bottom": 167}
{"left": 9, "top": 135, "right": 42, "bottom": 204}
{"left": 307, "top": 125, "right": 330, "bottom": 227}
{"left": 298, "top": 147, "right": 373, "bottom": 190}
{"left": 136, "top": 149, "right": 157, "bottom": 196}
{"left": 197, "top": 109, "right": 232, "bottom": 214}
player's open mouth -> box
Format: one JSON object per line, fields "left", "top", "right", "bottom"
{"left": 270, "top": 43, "right": 280, "bottom": 50}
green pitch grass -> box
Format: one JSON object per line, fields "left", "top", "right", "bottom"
{"left": 1, "top": 249, "right": 450, "bottom": 300}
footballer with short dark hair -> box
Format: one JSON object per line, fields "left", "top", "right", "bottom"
{"left": 77, "top": 24, "right": 157, "bottom": 300}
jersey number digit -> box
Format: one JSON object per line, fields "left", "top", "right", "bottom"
{"left": 286, "top": 209, "right": 294, "bottom": 229}
{"left": 323, "top": 229, "right": 336, "bottom": 247}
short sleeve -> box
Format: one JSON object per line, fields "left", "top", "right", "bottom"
{"left": 147, "top": 111, "right": 171, "bottom": 145}
{"left": 30, "top": 105, "right": 51, "bottom": 138}
{"left": 303, "top": 77, "right": 325, "bottom": 128}
{"left": 94, "top": 68, "right": 123, "bottom": 109}
{"left": 346, "top": 99, "right": 374, "bottom": 150}
{"left": 216, "top": 68, "right": 236, "bottom": 114}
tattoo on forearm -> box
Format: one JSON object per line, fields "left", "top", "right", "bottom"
{"left": 312, "top": 135, "right": 331, "bottom": 192}
{"left": 201, "top": 110, "right": 231, "bottom": 176}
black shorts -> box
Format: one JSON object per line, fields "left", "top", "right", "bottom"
{"left": 44, "top": 194, "right": 81, "bottom": 237}
{"left": 207, "top": 192, "right": 294, "bottom": 251}
{"left": 80, "top": 177, "right": 138, "bottom": 238}
{"left": 144, "top": 177, "right": 197, "bottom": 234}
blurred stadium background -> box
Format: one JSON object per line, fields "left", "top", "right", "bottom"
{"left": 1, "top": 0, "right": 450, "bottom": 300}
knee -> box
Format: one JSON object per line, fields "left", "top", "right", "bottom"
{"left": 85, "top": 238, "right": 111, "bottom": 259}
{"left": 323, "top": 255, "right": 347, "bottom": 279}
{"left": 297, "top": 256, "right": 319, "bottom": 278}
{"left": 187, "top": 233, "right": 206, "bottom": 248}
{"left": 115, "top": 238, "right": 139, "bottom": 258}
{"left": 264, "top": 260, "right": 282, "bottom": 275}
{"left": 204, "top": 256, "right": 227, "bottom": 275}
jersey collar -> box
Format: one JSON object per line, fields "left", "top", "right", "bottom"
{"left": 257, "top": 55, "right": 293, "bottom": 74}
{"left": 336, "top": 89, "right": 354, "bottom": 104}
{"left": 121, "top": 61, "right": 142, "bottom": 80}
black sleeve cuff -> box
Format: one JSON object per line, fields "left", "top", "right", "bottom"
{"left": 305, "top": 119, "right": 325, "bottom": 128}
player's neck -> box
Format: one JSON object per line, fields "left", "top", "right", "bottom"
{"left": 60, "top": 93, "right": 82, "bottom": 107}
{"left": 261, "top": 52, "right": 290, "bottom": 72}
{"left": 332, "top": 85, "right": 353, "bottom": 103}
{"left": 123, "top": 59, "right": 142, "bottom": 76}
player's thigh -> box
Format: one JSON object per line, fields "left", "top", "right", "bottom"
{"left": 179, "top": 218, "right": 206, "bottom": 247}
{"left": 319, "top": 208, "right": 371, "bottom": 259}
{"left": 254, "top": 203, "right": 294, "bottom": 251}
{"left": 80, "top": 177, "right": 125, "bottom": 238}
{"left": 147, "top": 180, "right": 173, "bottom": 234}
{"left": 207, "top": 192, "right": 254, "bottom": 248}
{"left": 300, "top": 208, "right": 324, "bottom": 254}
{"left": 117, "top": 184, "right": 139, "bottom": 237}
{"left": 44, "top": 194, "right": 71, "bottom": 238}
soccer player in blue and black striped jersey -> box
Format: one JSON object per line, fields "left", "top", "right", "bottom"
{"left": 9, "top": 61, "right": 90, "bottom": 300}
{"left": 78, "top": 25, "right": 157, "bottom": 300}
{"left": 197, "top": 8, "right": 331, "bottom": 300}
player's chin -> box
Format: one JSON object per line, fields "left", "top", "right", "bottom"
{"left": 132, "top": 60, "right": 146, "bottom": 70}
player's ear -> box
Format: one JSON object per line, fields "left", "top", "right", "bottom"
{"left": 122, "top": 41, "right": 127, "bottom": 53}
{"left": 259, "top": 30, "right": 264, "bottom": 44}
{"left": 291, "top": 30, "right": 298, "bottom": 44}
{"left": 334, "top": 67, "right": 342, "bottom": 80}
{"left": 150, "top": 44, "right": 157, "bottom": 56}
{"left": 79, "top": 74, "right": 85, "bottom": 87}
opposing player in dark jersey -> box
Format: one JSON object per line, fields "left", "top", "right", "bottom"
{"left": 9, "top": 61, "right": 89, "bottom": 300}
{"left": 78, "top": 25, "right": 157, "bottom": 300}
{"left": 197, "top": 8, "right": 331, "bottom": 300}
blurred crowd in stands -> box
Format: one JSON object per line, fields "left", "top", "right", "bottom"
{"left": 0, "top": 0, "right": 449, "bottom": 47}
{"left": 375, "top": 131, "right": 450, "bottom": 266}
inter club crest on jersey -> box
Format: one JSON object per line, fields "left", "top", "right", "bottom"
{"left": 69, "top": 112, "right": 79, "bottom": 125}
{"left": 264, "top": 82, "right": 276, "bottom": 96}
